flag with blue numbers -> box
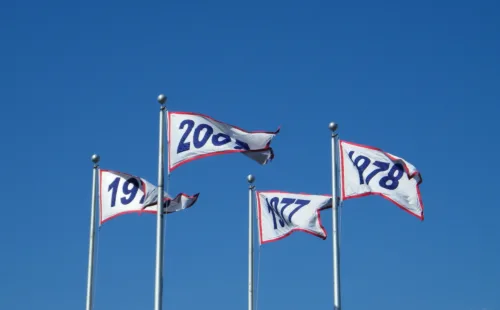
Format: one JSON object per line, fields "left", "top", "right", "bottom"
{"left": 340, "top": 141, "right": 424, "bottom": 220}
{"left": 99, "top": 169, "right": 200, "bottom": 225}
{"left": 256, "top": 191, "right": 332, "bottom": 244}
{"left": 168, "top": 111, "right": 279, "bottom": 172}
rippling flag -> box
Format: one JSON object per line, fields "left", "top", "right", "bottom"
{"left": 340, "top": 140, "right": 424, "bottom": 219}
{"left": 167, "top": 111, "right": 280, "bottom": 172}
{"left": 99, "top": 169, "right": 200, "bottom": 225}
{"left": 256, "top": 191, "right": 332, "bottom": 244}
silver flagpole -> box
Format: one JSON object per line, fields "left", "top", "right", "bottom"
{"left": 155, "top": 94, "right": 167, "bottom": 310}
{"left": 86, "top": 154, "right": 100, "bottom": 310}
{"left": 247, "top": 174, "right": 255, "bottom": 310}
{"left": 329, "top": 122, "right": 341, "bottom": 310}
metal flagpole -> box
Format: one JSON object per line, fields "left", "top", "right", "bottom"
{"left": 155, "top": 94, "right": 167, "bottom": 310}
{"left": 329, "top": 122, "right": 342, "bottom": 310}
{"left": 247, "top": 174, "right": 255, "bottom": 310}
{"left": 86, "top": 154, "right": 100, "bottom": 310}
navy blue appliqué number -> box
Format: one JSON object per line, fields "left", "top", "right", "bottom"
{"left": 108, "top": 177, "right": 145, "bottom": 207}
{"left": 193, "top": 124, "right": 213, "bottom": 148}
{"left": 348, "top": 151, "right": 405, "bottom": 190}
{"left": 266, "top": 197, "right": 284, "bottom": 229}
{"left": 266, "top": 197, "right": 311, "bottom": 229}
{"left": 177, "top": 119, "right": 195, "bottom": 153}
{"left": 212, "top": 133, "right": 231, "bottom": 146}
{"left": 176, "top": 119, "right": 251, "bottom": 154}
{"left": 234, "top": 140, "right": 250, "bottom": 151}
{"left": 348, "top": 151, "right": 370, "bottom": 184}
{"left": 379, "top": 164, "right": 404, "bottom": 190}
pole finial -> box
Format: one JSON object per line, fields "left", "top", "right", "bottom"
{"left": 247, "top": 174, "right": 255, "bottom": 184}
{"left": 157, "top": 94, "right": 167, "bottom": 105}
{"left": 91, "top": 154, "right": 100, "bottom": 164}
{"left": 329, "top": 122, "right": 338, "bottom": 132}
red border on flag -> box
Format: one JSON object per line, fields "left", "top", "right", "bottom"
{"left": 255, "top": 190, "right": 332, "bottom": 244}
{"left": 167, "top": 111, "right": 280, "bottom": 173}
{"left": 339, "top": 140, "right": 424, "bottom": 221}
{"left": 98, "top": 169, "right": 199, "bottom": 225}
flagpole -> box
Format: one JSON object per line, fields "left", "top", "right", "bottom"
{"left": 155, "top": 94, "right": 167, "bottom": 310}
{"left": 85, "top": 154, "right": 100, "bottom": 310}
{"left": 247, "top": 174, "right": 255, "bottom": 310}
{"left": 329, "top": 122, "right": 341, "bottom": 310}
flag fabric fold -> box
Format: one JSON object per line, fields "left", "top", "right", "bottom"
{"left": 99, "top": 169, "right": 199, "bottom": 225}
{"left": 167, "top": 111, "right": 279, "bottom": 172}
{"left": 256, "top": 190, "right": 332, "bottom": 244}
{"left": 141, "top": 186, "right": 200, "bottom": 214}
{"left": 339, "top": 140, "right": 424, "bottom": 220}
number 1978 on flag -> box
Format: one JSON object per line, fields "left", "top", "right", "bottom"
{"left": 340, "top": 141, "right": 424, "bottom": 220}
{"left": 347, "top": 150, "right": 405, "bottom": 191}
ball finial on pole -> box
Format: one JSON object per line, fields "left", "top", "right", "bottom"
{"left": 157, "top": 94, "right": 167, "bottom": 105}
{"left": 247, "top": 174, "right": 255, "bottom": 184}
{"left": 91, "top": 154, "right": 100, "bottom": 164}
{"left": 329, "top": 122, "right": 338, "bottom": 132}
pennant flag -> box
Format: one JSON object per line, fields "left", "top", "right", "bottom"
{"left": 99, "top": 169, "right": 199, "bottom": 225}
{"left": 340, "top": 140, "right": 424, "bottom": 220}
{"left": 256, "top": 191, "right": 332, "bottom": 244}
{"left": 168, "top": 111, "right": 279, "bottom": 172}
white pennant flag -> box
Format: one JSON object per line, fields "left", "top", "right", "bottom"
{"left": 99, "top": 169, "right": 200, "bottom": 225}
{"left": 168, "top": 111, "right": 279, "bottom": 172}
{"left": 256, "top": 191, "right": 332, "bottom": 244}
{"left": 340, "top": 140, "right": 424, "bottom": 219}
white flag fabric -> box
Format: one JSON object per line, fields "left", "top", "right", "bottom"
{"left": 340, "top": 140, "right": 424, "bottom": 220}
{"left": 168, "top": 111, "right": 279, "bottom": 172}
{"left": 99, "top": 169, "right": 199, "bottom": 225}
{"left": 256, "top": 191, "right": 332, "bottom": 244}
{"left": 141, "top": 186, "right": 200, "bottom": 214}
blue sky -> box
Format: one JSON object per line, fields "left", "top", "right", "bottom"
{"left": 2, "top": 0, "right": 499, "bottom": 309}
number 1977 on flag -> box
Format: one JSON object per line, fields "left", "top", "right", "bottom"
{"left": 256, "top": 191, "right": 332, "bottom": 244}
{"left": 265, "top": 196, "right": 311, "bottom": 229}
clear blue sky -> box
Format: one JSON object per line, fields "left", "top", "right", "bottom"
{"left": 2, "top": 0, "right": 499, "bottom": 309}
